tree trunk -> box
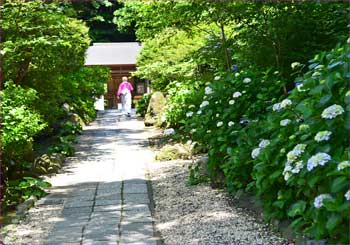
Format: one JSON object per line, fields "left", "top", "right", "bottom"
{"left": 220, "top": 22, "right": 232, "bottom": 71}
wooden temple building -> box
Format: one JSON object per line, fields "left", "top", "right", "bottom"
{"left": 85, "top": 42, "right": 148, "bottom": 110}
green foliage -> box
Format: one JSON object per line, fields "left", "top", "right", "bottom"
{"left": 59, "top": 66, "right": 110, "bottom": 123}
{"left": 178, "top": 43, "right": 350, "bottom": 243}
{"left": 48, "top": 136, "right": 76, "bottom": 157}
{"left": 1, "top": 81, "right": 47, "bottom": 166}
{"left": 249, "top": 43, "right": 350, "bottom": 242}
{"left": 135, "top": 93, "right": 152, "bottom": 117}
{"left": 0, "top": 1, "right": 111, "bottom": 211}
{"left": 133, "top": 28, "right": 202, "bottom": 92}
{"left": 71, "top": 0, "right": 135, "bottom": 42}
{"left": 4, "top": 177, "right": 51, "bottom": 208}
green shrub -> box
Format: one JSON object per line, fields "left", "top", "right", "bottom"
{"left": 136, "top": 93, "right": 152, "bottom": 117}
{"left": 4, "top": 177, "right": 51, "bottom": 208}
{"left": 250, "top": 43, "right": 350, "bottom": 243}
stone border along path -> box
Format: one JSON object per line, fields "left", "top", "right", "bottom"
{"left": 16, "top": 110, "right": 161, "bottom": 244}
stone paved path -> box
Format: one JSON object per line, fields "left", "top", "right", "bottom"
{"left": 35, "top": 110, "right": 159, "bottom": 244}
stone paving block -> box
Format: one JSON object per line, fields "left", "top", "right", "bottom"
{"left": 88, "top": 216, "right": 120, "bottom": 226}
{"left": 120, "top": 222, "right": 154, "bottom": 235}
{"left": 62, "top": 206, "right": 93, "bottom": 215}
{"left": 50, "top": 225, "right": 84, "bottom": 234}
{"left": 82, "top": 239, "right": 118, "bottom": 245}
{"left": 95, "top": 199, "right": 121, "bottom": 206}
{"left": 83, "top": 232, "right": 118, "bottom": 241}
{"left": 67, "top": 195, "right": 95, "bottom": 202}
{"left": 93, "top": 205, "right": 122, "bottom": 212}
{"left": 98, "top": 181, "right": 121, "bottom": 187}
{"left": 96, "top": 192, "right": 121, "bottom": 200}
{"left": 123, "top": 184, "right": 148, "bottom": 194}
{"left": 91, "top": 210, "right": 120, "bottom": 219}
{"left": 62, "top": 212, "right": 91, "bottom": 220}
{"left": 123, "top": 193, "right": 150, "bottom": 204}
{"left": 64, "top": 200, "right": 94, "bottom": 208}
{"left": 36, "top": 197, "right": 65, "bottom": 206}
{"left": 122, "top": 215, "right": 154, "bottom": 223}
{"left": 123, "top": 179, "right": 148, "bottom": 185}
{"left": 85, "top": 223, "right": 119, "bottom": 233}
{"left": 122, "top": 209, "right": 152, "bottom": 219}
{"left": 53, "top": 220, "right": 88, "bottom": 228}
{"left": 119, "top": 232, "right": 158, "bottom": 244}
{"left": 122, "top": 203, "right": 149, "bottom": 211}
{"left": 70, "top": 190, "right": 96, "bottom": 197}
{"left": 97, "top": 189, "right": 122, "bottom": 195}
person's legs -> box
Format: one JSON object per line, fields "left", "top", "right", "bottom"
{"left": 125, "top": 93, "right": 132, "bottom": 116}
{"left": 121, "top": 94, "right": 126, "bottom": 113}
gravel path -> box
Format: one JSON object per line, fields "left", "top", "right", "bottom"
{"left": 149, "top": 159, "right": 289, "bottom": 244}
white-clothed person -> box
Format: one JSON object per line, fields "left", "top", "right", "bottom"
{"left": 117, "top": 76, "right": 134, "bottom": 117}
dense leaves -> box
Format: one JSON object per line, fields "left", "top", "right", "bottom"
{"left": 1, "top": 0, "right": 110, "bottom": 210}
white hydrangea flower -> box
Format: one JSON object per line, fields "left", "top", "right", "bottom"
{"left": 163, "top": 128, "right": 175, "bottom": 136}
{"left": 321, "top": 104, "right": 345, "bottom": 119}
{"left": 229, "top": 100, "right": 235, "bottom": 105}
{"left": 235, "top": 72, "right": 240, "bottom": 77}
{"left": 200, "top": 101, "right": 209, "bottom": 108}
{"left": 197, "top": 110, "right": 202, "bottom": 115}
{"left": 337, "top": 161, "right": 350, "bottom": 171}
{"left": 217, "top": 121, "right": 223, "bottom": 127}
{"left": 314, "top": 194, "right": 333, "bottom": 208}
{"left": 251, "top": 148, "right": 261, "bottom": 159}
{"left": 345, "top": 190, "right": 350, "bottom": 201}
{"left": 293, "top": 144, "right": 307, "bottom": 155}
{"left": 243, "top": 77, "right": 251, "bottom": 83}
{"left": 284, "top": 171, "right": 292, "bottom": 181}
{"left": 228, "top": 121, "right": 234, "bottom": 127}
{"left": 216, "top": 113, "right": 220, "bottom": 117}
{"left": 291, "top": 161, "right": 304, "bottom": 174}
{"left": 280, "top": 119, "right": 291, "bottom": 126}
{"left": 259, "top": 139, "right": 270, "bottom": 148}
{"left": 283, "top": 162, "right": 293, "bottom": 181}
{"left": 272, "top": 103, "right": 282, "bottom": 112}
{"left": 314, "top": 131, "right": 332, "bottom": 142}
{"left": 186, "top": 111, "right": 194, "bottom": 117}
{"left": 232, "top": 92, "right": 242, "bottom": 98}
{"left": 280, "top": 99, "right": 292, "bottom": 108}
{"left": 287, "top": 144, "right": 306, "bottom": 162}
{"left": 307, "top": 152, "right": 331, "bottom": 171}
{"left": 214, "top": 76, "right": 221, "bottom": 80}
{"left": 205, "top": 86, "right": 213, "bottom": 95}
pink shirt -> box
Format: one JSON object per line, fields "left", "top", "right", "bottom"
{"left": 117, "top": 81, "right": 134, "bottom": 96}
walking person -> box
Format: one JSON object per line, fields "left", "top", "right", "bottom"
{"left": 117, "top": 76, "right": 134, "bottom": 117}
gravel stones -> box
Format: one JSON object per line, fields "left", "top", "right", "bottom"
{"left": 149, "top": 159, "right": 289, "bottom": 244}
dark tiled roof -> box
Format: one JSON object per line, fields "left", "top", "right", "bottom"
{"left": 85, "top": 42, "right": 142, "bottom": 66}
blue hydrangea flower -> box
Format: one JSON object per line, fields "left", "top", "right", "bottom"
{"left": 307, "top": 152, "right": 331, "bottom": 171}
{"left": 321, "top": 104, "right": 345, "bottom": 119}
{"left": 314, "top": 131, "right": 332, "bottom": 142}
{"left": 314, "top": 194, "right": 333, "bottom": 208}
{"left": 251, "top": 148, "right": 261, "bottom": 159}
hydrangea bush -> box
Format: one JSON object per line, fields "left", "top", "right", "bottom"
{"left": 252, "top": 43, "right": 350, "bottom": 242}
{"left": 164, "top": 42, "right": 349, "bottom": 243}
